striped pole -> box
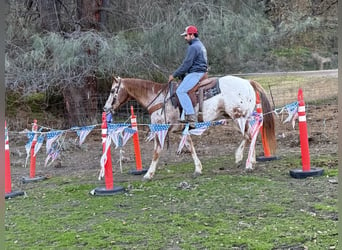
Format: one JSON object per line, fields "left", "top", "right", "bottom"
{"left": 5, "top": 121, "right": 12, "bottom": 194}
{"left": 5, "top": 121, "right": 24, "bottom": 199}
{"left": 29, "top": 120, "right": 38, "bottom": 178}
{"left": 297, "top": 89, "right": 310, "bottom": 171}
{"left": 22, "top": 120, "right": 46, "bottom": 183}
{"left": 129, "top": 106, "right": 147, "bottom": 175}
{"left": 102, "top": 112, "right": 113, "bottom": 190}
{"left": 255, "top": 92, "right": 278, "bottom": 162}
{"left": 289, "top": 89, "right": 323, "bottom": 178}
{"left": 89, "top": 112, "right": 124, "bottom": 196}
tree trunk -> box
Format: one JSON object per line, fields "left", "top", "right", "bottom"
{"left": 63, "top": 75, "right": 98, "bottom": 126}
{"left": 76, "top": 0, "right": 106, "bottom": 30}
{"left": 61, "top": 0, "right": 107, "bottom": 126}
{"left": 39, "top": 0, "right": 61, "bottom": 32}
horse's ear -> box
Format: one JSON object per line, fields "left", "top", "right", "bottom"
{"left": 112, "top": 75, "right": 118, "bottom": 83}
{"left": 112, "top": 75, "right": 121, "bottom": 83}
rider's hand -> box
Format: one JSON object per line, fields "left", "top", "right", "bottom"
{"left": 168, "top": 75, "right": 174, "bottom": 83}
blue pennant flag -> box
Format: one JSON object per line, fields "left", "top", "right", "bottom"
{"left": 46, "top": 131, "right": 63, "bottom": 153}
{"left": 148, "top": 124, "right": 170, "bottom": 149}
{"left": 177, "top": 124, "right": 190, "bottom": 154}
{"left": 24, "top": 132, "right": 36, "bottom": 167}
{"left": 33, "top": 134, "right": 45, "bottom": 157}
{"left": 107, "top": 123, "right": 129, "bottom": 148}
{"left": 76, "top": 125, "right": 96, "bottom": 145}
{"left": 45, "top": 144, "right": 60, "bottom": 167}
{"left": 283, "top": 101, "right": 299, "bottom": 127}
{"left": 248, "top": 112, "right": 263, "bottom": 138}
{"left": 122, "top": 128, "right": 136, "bottom": 146}
{"left": 189, "top": 121, "right": 211, "bottom": 135}
{"left": 5, "top": 124, "right": 8, "bottom": 142}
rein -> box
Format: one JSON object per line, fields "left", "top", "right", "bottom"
{"left": 145, "top": 82, "right": 170, "bottom": 115}
{"left": 145, "top": 81, "right": 171, "bottom": 149}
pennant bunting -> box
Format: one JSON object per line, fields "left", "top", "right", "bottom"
{"left": 33, "top": 134, "right": 45, "bottom": 157}
{"left": 283, "top": 101, "right": 299, "bottom": 128}
{"left": 46, "top": 130, "right": 63, "bottom": 153}
{"left": 212, "top": 119, "right": 228, "bottom": 126}
{"left": 108, "top": 123, "right": 128, "bottom": 148}
{"left": 248, "top": 112, "right": 263, "bottom": 138}
{"left": 122, "top": 128, "right": 136, "bottom": 146}
{"left": 177, "top": 124, "right": 190, "bottom": 154}
{"left": 99, "top": 136, "right": 112, "bottom": 180}
{"left": 189, "top": 122, "right": 211, "bottom": 136}
{"left": 24, "top": 132, "right": 35, "bottom": 168}
{"left": 7, "top": 99, "right": 305, "bottom": 176}
{"left": 5, "top": 124, "right": 8, "bottom": 142}
{"left": 76, "top": 125, "right": 96, "bottom": 145}
{"left": 246, "top": 112, "right": 263, "bottom": 169}
{"left": 147, "top": 124, "right": 170, "bottom": 149}
{"left": 44, "top": 144, "right": 60, "bottom": 167}
{"left": 275, "top": 101, "right": 299, "bottom": 128}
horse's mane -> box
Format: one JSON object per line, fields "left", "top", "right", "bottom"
{"left": 123, "top": 78, "right": 166, "bottom": 97}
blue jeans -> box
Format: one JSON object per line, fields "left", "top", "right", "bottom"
{"left": 176, "top": 72, "right": 205, "bottom": 115}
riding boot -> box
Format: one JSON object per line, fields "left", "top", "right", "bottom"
{"left": 185, "top": 114, "right": 197, "bottom": 123}
{"left": 178, "top": 114, "right": 197, "bottom": 123}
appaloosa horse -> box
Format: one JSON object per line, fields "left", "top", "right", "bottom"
{"left": 103, "top": 75, "right": 276, "bottom": 180}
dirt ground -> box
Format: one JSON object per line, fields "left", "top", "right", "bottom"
{"left": 7, "top": 96, "right": 338, "bottom": 184}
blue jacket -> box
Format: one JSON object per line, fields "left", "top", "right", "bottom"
{"left": 172, "top": 38, "right": 208, "bottom": 78}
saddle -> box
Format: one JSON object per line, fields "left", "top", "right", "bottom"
{"left": 170, "top": 73, "right": 221, "bottom": 122}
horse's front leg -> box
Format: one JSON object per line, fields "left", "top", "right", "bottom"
{"left": 185, "top": 136, "right": 202, "bottom": 177}
{"left": 143, "top": 137, "right": 163, "bottom": 181}
{"left": 252, "top": 147, "right": 256, "bottom": 164}
{"left": 235, "top": 139, "right": 246, "bottom": 164}
{"left": 236, "top": 134, "right": 255, "bottom": 169}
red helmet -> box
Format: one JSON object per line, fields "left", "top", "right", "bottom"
{"left": 180, "top": 25, "right": 198, "bottom": 36}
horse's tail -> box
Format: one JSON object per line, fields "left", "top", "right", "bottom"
{"left": 249, "top": 80, "right": 277, "bottom": 154}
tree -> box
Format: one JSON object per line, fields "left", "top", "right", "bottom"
{"left": 36, "top": 0, "right": 109, "bottom": 126}
{"left": 62, "top": 0, "right": 106, "bottom": 126}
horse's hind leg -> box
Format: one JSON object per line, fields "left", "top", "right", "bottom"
{"left": 143, "top": 138, "right": 162, "bottom": 180}
{"left": 185, "top": 136, "right": 202, "bottom": 177}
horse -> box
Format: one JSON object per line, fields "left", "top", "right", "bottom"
{"left": 103, "top": 75, "right": 276, "bottom": 180}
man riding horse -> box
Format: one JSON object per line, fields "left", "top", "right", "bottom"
{"left": 168, "top": 25, "right": 208, "bottom": 124}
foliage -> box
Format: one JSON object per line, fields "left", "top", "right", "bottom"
{"left": 5, "top": 90, "right": 65, "bottom": 130}
{"left": 270, "top": 47, "right": 313, "bottom": 71}
{"left": 5, "top": 0, "right": 337, "bottom": 96}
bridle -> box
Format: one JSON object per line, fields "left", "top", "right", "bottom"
{"left": 108, "top": 77, "right": 122, "bottom": 112}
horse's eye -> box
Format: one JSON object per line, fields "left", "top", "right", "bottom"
{"left": 110, "top": 89, "right": 115, "bottom": 94}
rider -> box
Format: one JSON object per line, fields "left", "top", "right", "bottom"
{"left": 168, "top": 25, "right": 208, "bottom": 123}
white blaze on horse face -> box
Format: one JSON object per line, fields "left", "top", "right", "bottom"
{"left": 104, "top": 80, "right": 123, "bottom": 112}
{"left": 104, "top": 93, "right": 114, "bottom": 112}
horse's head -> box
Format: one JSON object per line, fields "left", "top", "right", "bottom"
{"left": 103, "top": 76, "right": 131, "bottom": 114}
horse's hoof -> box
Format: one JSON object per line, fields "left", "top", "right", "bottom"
{"left": 192, "top": 172, "right": 202, "bottom": 178}
{"left": 244, "top": 167, "right": 254, "bottom": 173}
{"left": 235, "top": 159, "right": 243, "bottom": 165}
{"left": 235, "top": 162, "right": 243, "bottom": 168}
{"left": 142, "top": 174, "right": 152, "bottom": 181}
{"left": 142, "top": 177, "right": 151, "bottom": 182}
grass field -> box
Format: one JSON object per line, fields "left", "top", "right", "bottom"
{"left": 5, "top": 154, "right": 338, "bottom": 249}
